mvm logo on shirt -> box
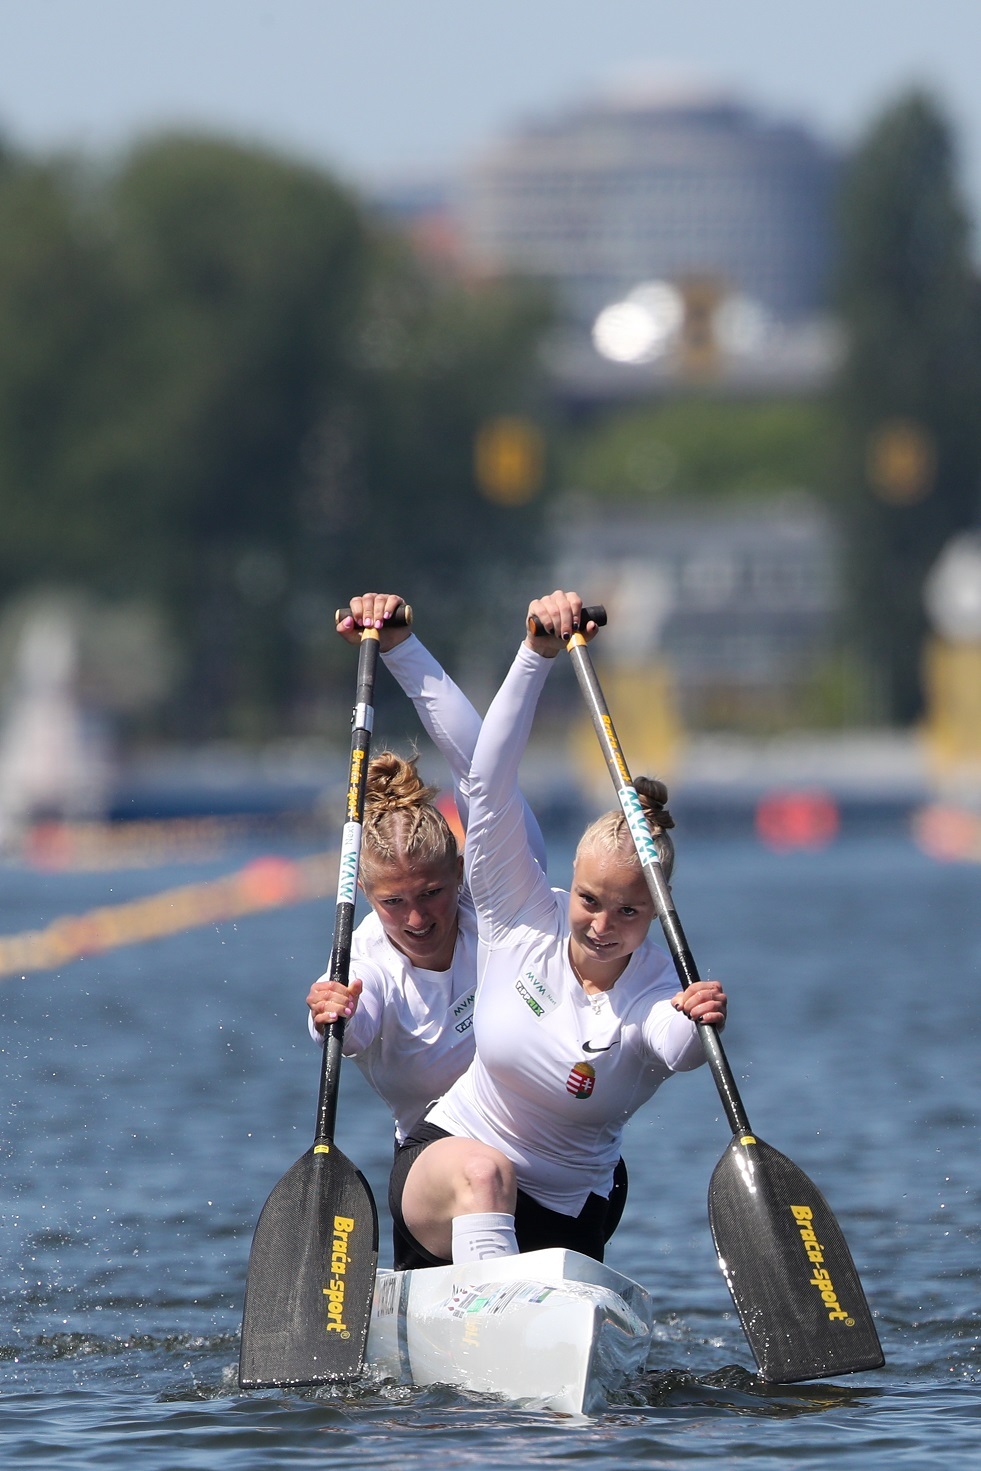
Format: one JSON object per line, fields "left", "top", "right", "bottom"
{"left": 451, "top": 990, "right": 475, "bottom": 1034}
{"left": 515, "top": 971, "right": 559, "bottom": 1017}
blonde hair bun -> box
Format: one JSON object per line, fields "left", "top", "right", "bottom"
{"left": 360, "top": 750, "right": 458, "bottom": 884}
{"left": 365, "top": 751, "right": 438, "bottom": 812}
{"left": 575, "top": 772, "right": 676, "bottom": 879}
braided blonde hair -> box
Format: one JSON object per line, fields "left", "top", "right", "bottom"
{"left": 574, "top": 776, "right": 676, "bottom": 879}
{"left": 360, "top": 750, "right": 459, "bottom": 887}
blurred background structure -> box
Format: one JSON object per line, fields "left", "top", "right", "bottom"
{"left": 1, "top": 1, "right": 980, "bottom": 844}
{"left": 456, "top": 80, "right": 839, "bottom": 397}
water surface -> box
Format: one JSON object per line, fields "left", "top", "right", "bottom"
{"left": 3, "top": 833, "right": 979, "bottom": 1467}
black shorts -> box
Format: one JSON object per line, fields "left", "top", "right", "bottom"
{"left": 388, "top": 1121, "right": 629, "bottom": 1272}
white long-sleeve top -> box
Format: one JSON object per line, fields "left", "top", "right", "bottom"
{"left": 330, "top": 892, "right": 479, "bottom": 1142}
{"left": 309, "top": 634, "right": 540, "bottom": 1142}
{"left": 381, "top": 634, "right": 481, "bottom": 824}
{"left": 379, "top": 634, "right": 546, "bottom": 867}
{"left": 426, "top": 643, "right": 707, "bottom": 1215}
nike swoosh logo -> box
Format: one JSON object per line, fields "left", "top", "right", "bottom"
{"left": 583, "top": 1039, "right": 620, "bottom": 1054}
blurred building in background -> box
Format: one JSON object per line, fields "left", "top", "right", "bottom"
{"left": 0, "top": 604, "right": 111, "bottom": 845}
{"left": 553, "top": 493, "right": 838, "bottom": 736}
{"left": 381, "top": 79, "right": 844, "bottom": 401}
{"left": 452, "top": 79, "right": 841, "bottom": 401}
{"left": 371, "top": 76, "right": 853, "bottom": 755}
{"left": 460, "top": 80, "right": 837, "bottom": 324}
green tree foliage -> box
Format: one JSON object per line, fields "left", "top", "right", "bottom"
{"left": 0, "top": 154, "right": 124, "bottom": 588}
{"left": 302, "top": 239, "right": 552, "bottom": 678}
{"left": 99, "top": 135, "right": 370, "bottom": 734}
{"left": 834, "top": 91, "right": 981, "bottom": 722}
{"left": 0, "top": 133, "right": 550, "bottom": 739}
{"left": 562, "top": 397, "right": 830, "bottom": 503}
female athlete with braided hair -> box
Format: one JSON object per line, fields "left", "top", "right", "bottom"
{"left": 305, "top": 592, "right": 555, "bottom": 1268}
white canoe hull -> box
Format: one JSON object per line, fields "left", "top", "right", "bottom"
{"left": 364, "top": 1248, "right": 654, "bottom": 1415}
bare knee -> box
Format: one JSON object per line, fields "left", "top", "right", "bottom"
{"left": 402, "top": 1140, "right": 516, "bottom": 1260}
{"left": 457, "top": 1148, "right": 516, "bottom": 1212}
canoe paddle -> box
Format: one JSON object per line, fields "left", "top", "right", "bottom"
{"left": 553, "top": 610, "right": 883, "bottom": 1384}
{"left": 238, "top": 607, "right": 412, "bottom": 1388}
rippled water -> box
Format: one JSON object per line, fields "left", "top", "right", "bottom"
{"left": 3, "top": 833, "right": 980, "bottom": 1467}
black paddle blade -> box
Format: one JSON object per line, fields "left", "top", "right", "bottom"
{"left": 708, "top": 1134, "right": 883, "bottom": 1383}
{"left": 239, "top": 1145, "right": 379, "bottom": 1388}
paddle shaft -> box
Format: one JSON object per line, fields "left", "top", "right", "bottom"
{"left": 560, "top": 621, "right": 883, "bottom": 1384}
{"left": 565, "top": 631, "right": 751, "bottom": 1136}
{"left": 238, "top": 614, "right": 385, "bottom": 1389}
{"left": 316, "top": 625, "right": 381, "bottom": 1145}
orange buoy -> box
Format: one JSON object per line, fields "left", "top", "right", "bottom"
{"left": 755, "top": 790, "right": 840, "bottom": 852}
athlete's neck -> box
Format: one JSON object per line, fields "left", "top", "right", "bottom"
{"left": 568, "top": 938, "right": 628, "bottom": 994}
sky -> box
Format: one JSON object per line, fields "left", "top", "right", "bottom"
{"left": 2, "top": 1, "right": 981, "bottom": 220}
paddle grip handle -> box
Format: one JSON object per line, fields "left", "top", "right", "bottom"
{"left": 335, "top": 602, "right": 413, "bottom": 628}
{"left": 528, "top": 604, "right": 607, "bottom": 637}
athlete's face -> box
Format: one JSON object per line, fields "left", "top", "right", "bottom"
{"left": 567, "top": 847, "right": 655, "bottom": 983}
{"left": 362, "top": 854, "right": 463, "bottom": 971}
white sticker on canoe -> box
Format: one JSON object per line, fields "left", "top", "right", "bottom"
{"left": 515, "top": 971, "right": 559, "bottom": 1017}
{"left": 443, "top": 1281, "right": 556, "bottom": 1317}
{"left": 374, "top": 1272, "right": 401, "bottom": 1317}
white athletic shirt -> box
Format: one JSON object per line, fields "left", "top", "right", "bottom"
{"left": 376, "top": 634, "right": 546, "bottom": 867}
{"left": 329, "top": 894, "right": 479, "bottom": 1142}
{"left": 308, "top": 635, "right": 543, "bottom": 1142}
{"left": 426, "top": 643, "right": 707, "bottom": 1215}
